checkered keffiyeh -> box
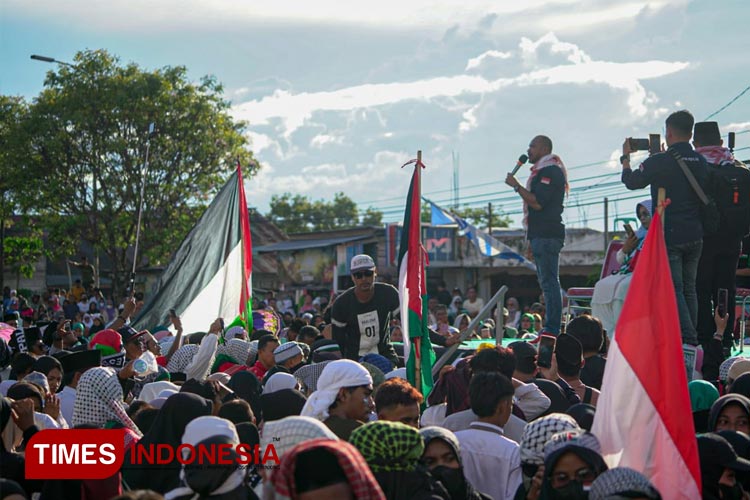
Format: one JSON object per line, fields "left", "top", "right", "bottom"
{"left": 349, "top": 421, "right": 424, "bottom": 473}
{"left": 294, "top": 361, "right": 333, "bottom": 394}
{"left": 589, "top": 467, "right": 661, "bottom": 500}
{"left": 166, "top": 344, "right": 199, "bottom": 373}
{"left": 272, "top": 438, "right": 385, "bottom": 500}
{"left": 217, "top": 339, "right": 253, "bottom": 366}
{"left": 520, "top": 413, "right": 580, "bottom": 465}
{"left": 543, "top": 429, "right": 601, "bottom": 461}
{"left": 72, "top": 367, "right": 142, "bottom": 436}
{"left": 719, "top": 356, "right": 739, "bottom": 381}
{"left": 261, "top": 415, "right": 338, "bottom": 459}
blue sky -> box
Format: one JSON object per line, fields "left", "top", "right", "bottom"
{"left": 2, "top": 0, "right": 749, "bottom": 231}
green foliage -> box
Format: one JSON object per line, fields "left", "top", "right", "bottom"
{"left": 267, "top": 192, "right": 383, "bottom": 233}
{"left": 8, "top": 49, "right": 256, "bottom": 296}
{"left": 4, "top": 230, "right": 45, "bottom": 287}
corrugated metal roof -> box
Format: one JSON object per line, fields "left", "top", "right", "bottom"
{"left": 254, "top": 234, "right": 371, "bottom": 253}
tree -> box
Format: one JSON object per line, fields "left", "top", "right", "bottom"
{"left": 4, "top": 232, "right": 45, "bottom": 290}
{"left": 12, "top": 50, "right": 256, "bottom": 297}
{"left": 267, "top": 192, "right": 383, "bottom": 233}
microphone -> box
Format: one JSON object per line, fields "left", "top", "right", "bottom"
{"left": 510, "top": 154, "right": 529, "bottom": 176}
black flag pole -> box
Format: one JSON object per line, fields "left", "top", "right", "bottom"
{"left": 129, "top": 122, "right": 155, "bottom": 298}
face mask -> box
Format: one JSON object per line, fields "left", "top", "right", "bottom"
{"left": 549, "top": 480, "right": 588, "bottom": 500}
{"left": 719, "top": 484, "right": 743, "bottom": 500}
{"left": 431, "top": 465, "right": 466, "bottom": 499}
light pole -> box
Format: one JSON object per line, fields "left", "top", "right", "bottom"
{"left": 30, "top": 54, "right": 77, "bottom": 68}
{"left": 30, "top": 53, "right": 101, "bottom": 292}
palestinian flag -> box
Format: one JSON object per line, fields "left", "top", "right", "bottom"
{"left": 134, "top": 164, "right": 253, "bottom": 334}
{"left": 397, "top": 156, "right": 435, "bottom": 397}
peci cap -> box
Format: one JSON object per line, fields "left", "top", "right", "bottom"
{"left": 693, "top": 121, "right": 722, "bottom": 145}
{"left": 274, "top": 342, "right": 304, "bottom": 364}
{"left": 508, "top": 341, "right": 537, "bottom": 360}
{"left": 350, "top": 254, "right": 376, "bottom": 273}
{"left": 555, "top": 334, "right": 583, "bottom": 365}
{"left": 60, "top": 349, "right": 102, "bottom": 374}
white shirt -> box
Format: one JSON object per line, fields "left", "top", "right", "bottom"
{"left": 514, "top": 381, "right": 551, "bottom": 421}
{"left": 456, "top": 422, "right": 522, "bottom": 500}
{"left": 59, "top": 386, "right": 77, "bottom": 425}
{"left": 442, "top": 409, "right": 526, "bottom": 443}
{"left": 463, "top": 298, "right": 485, "bottom": 316}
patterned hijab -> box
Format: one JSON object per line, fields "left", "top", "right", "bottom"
{"left": 72, "top": 367, "right": 141, "bottom": 436}
{"left": 261, "top": 415, "right": 338, "bottom": 460}
{"left": 294, "top": 361, "right": 333, "bottom": 395}
{"left": 217, "top": 338, "right": 254, "bottom": 366}
{"left": 349, "top": 421, "right": 424, "bottom": 473}
{"left": 589, "top": 467, "right": 661, "bottom": 500}
{"left": 520, "top": 413, "right": 581, "bottom": 466}
{"left": 272, "top": 438, "right": 385, "bottom": 500}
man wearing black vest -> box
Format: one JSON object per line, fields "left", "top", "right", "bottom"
{"left": 693, "top": 121, "right": 750, "bottom": 351}
{"left": 505, "top": 135, "right": 567, "bottom": 335}
{"left": 621, "top": 110, "right": 709, "bottom": 346}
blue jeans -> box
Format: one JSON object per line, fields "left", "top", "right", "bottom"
{"left": 667, "top": 239, "right": 703, "bottom": 345}
{"left": 530, "top": 238, "right": 564, "bottom": 335}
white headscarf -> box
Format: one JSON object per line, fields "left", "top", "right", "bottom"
{"left": 300, "top": 360, "right": 372, "bottom": 421}
{"left": 263, "top": 373, "right": 298, "bottom": 395}
{"left": 138, "top": 381, "right": 180, "bottom": 403}
{"left": 164, "top": 416, "right": 244, "bottom": 500}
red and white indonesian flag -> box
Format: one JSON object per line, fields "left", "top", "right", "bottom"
{"left": 591, "top": 208, "right": 701, "bottom": 499}
{"left": 134, "top": 164, "right": 253, "bottom": 334}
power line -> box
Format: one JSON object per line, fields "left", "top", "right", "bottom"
{"left": 705, "top": 84, "right": 750, "bottom": 120}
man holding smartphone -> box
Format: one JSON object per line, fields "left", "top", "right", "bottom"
{"left": 621, "top": 110, "right": 709, "bottom": 346}
{"left": 505, "top": 135, "right": 568, "bottom": 335}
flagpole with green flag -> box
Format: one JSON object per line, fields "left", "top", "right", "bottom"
{"left": 397, "top": 150, "right": 436, "bottom": 397}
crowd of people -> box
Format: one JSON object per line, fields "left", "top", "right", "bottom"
{"left": 1, "top": 109, "right": 750, "bottom": 499}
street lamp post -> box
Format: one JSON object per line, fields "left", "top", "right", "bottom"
{"left": 30, "top": 53, "right": 102, "bottom": 292}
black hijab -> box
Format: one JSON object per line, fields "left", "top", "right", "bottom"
{"left": 708, "top": 394, "right": 750, "bottom": 432}
{"left": 228, "top": 371, "right": 263, "bottom": 421}
{"left": 260, "top": 389, "right": 307, "bottom": 423}
{"left": 122, "top": 393, "right": 213, "bottom": 493}
{"left": 729, "top": 373, "right": 750, "bottom": 399}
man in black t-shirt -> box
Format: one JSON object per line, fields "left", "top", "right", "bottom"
{"left": 505, "top": 135, "right": 567, "bottom": 335}
{"left": 331, "top": 254, "right": 399, "bottom": 366}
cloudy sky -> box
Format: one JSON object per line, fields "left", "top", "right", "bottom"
{"left": 2, "top": 0, "right": 748, "bottom": 231}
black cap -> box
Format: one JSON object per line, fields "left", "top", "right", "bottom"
{"left": 43, "top": 322, "right": 59, "bottom": 346}
{"left": 3, "top": 312, "right": 19, "bottom": 323}
{"left": 698, "top": 433, "right": 750, "bottom": 472}
{"left": 555, "top": 334, "right": 583, "bottom": 365}
{"left": 118, "top": 326, "right": 147, "bottom": 344}
{"left": 694, "top": 121, "right": 722, "bottom": 145}
{"left": 508, "top": 341, "right": 537, "bottom": 360}
{"left": 59, "top": 349, "right": 102, "bottom": 374}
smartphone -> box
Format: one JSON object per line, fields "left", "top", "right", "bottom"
{"left": 629, "top": 138, "right": 650, "bottom": 151}
{"left": 538, "top": 334, "right": 557, "bottom": 368}
{"left": 649, "top": 134, "right": 661, "bottom": 154}
{"left": 717, "top": 288, "right": 728, "bottom": 318}
{"left": 623, "top": 223, "right": 635, "bottom": 238}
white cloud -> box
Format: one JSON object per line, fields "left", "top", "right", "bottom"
{"left": 233, "top": 32, "right": 688, "bottom": 138}
{"left": 310, "top": 134, "right": 344, "bottom": 148}
{"left": 726, "top": 122, "right": 750, "bottom": 133}
{"left": 465, "top": 50, "right": 513, "bottom": 71}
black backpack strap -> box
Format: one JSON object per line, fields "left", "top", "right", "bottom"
{"left": 583, "top": 386, "right": 593, "bottom": 404}
{"left": 670, "top": 149, "right": 709, "bottom": 205}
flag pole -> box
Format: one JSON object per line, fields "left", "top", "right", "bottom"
{"left": 414, "top": 150, "right": 423, "bottom": 393}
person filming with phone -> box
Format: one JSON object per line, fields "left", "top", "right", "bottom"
{"left": 621, "top": 109, "right": 709, "bottom": 346}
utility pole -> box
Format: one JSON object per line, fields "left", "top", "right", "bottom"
{"left": 488, "top": 202, "right": 493, "bottom": 268}
{"left": 603, "top": 197, "right": 609, "bottom": 252}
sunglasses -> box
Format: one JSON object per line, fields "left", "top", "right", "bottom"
{"left": 353, "top": 270, "right": 374, "bottom": 279}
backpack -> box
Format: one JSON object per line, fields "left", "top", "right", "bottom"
{"left": 708, "top": 160, "right": 750, "bottom": 238}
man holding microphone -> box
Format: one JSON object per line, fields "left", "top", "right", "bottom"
{"left": 505, "top": 135, "right": 568, "bottom": 335}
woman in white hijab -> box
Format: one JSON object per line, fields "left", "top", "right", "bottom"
{"left": 165, "top": 416, "right": 250, "bottom": 500}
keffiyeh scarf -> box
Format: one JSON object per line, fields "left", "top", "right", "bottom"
{"left": 72, "top": 367, "right": 142, "bottom": 436}
{"left": 520, "top": 412, "right": 580, "bottom": 465}
{"left": 349, "top": 421, "right": 424, "bottom": 473}
{"left": 696, "top": 145, "right": 735, "bottom": 166}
